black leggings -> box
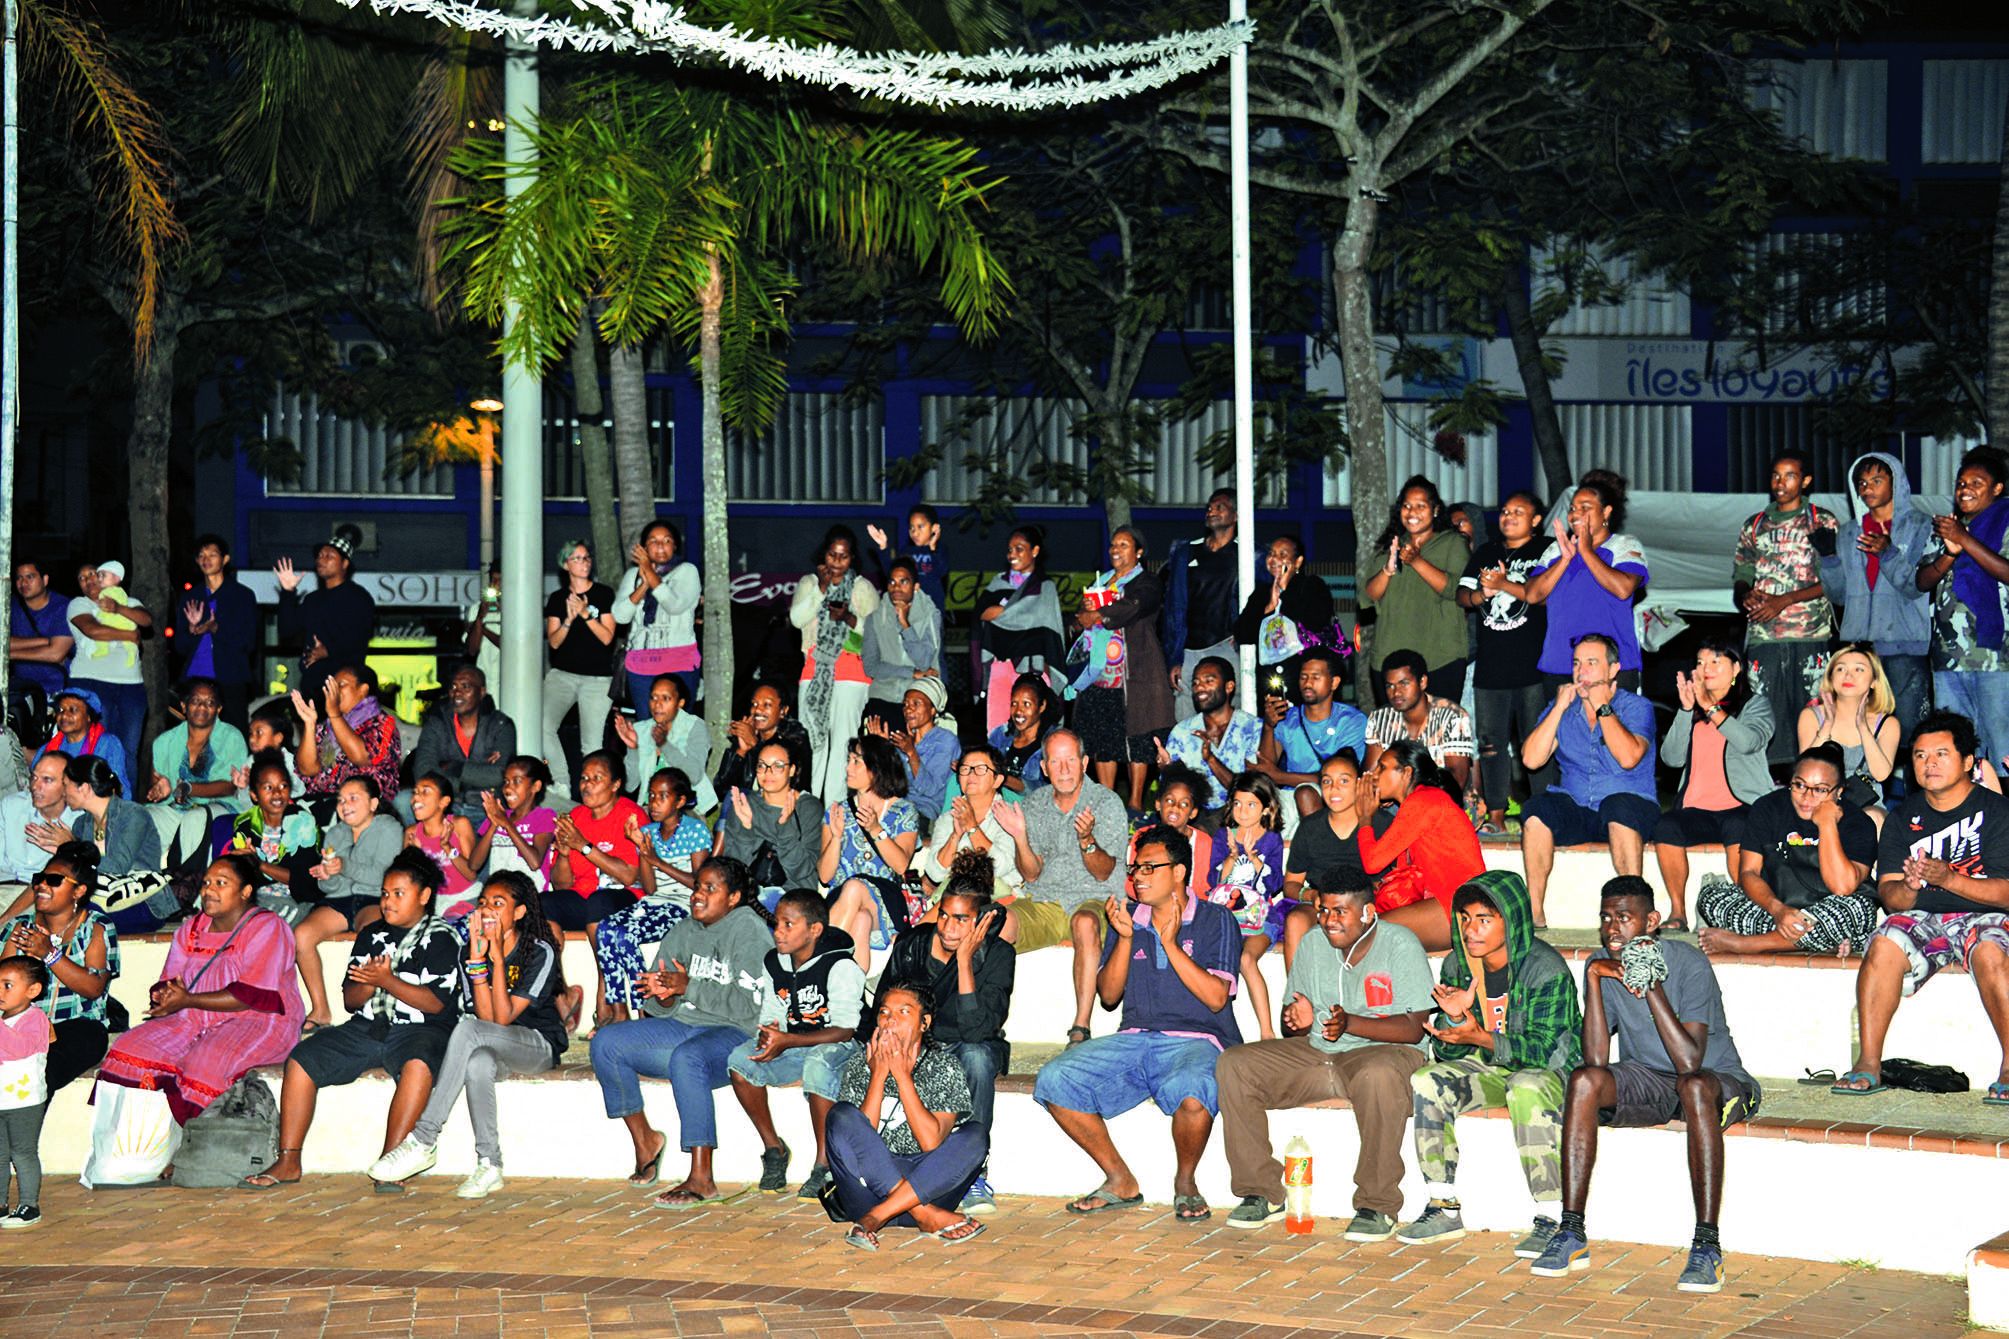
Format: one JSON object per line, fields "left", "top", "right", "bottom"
{"left": 48, "top": 1018, "right": 110, "bottom": 1093}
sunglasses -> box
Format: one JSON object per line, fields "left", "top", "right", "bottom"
{"left": 33, "top": 870, "right": 78, "bottom": 888}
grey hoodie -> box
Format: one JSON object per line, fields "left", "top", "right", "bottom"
{"left": 1819, "top": 450, "right": 1933, "bottom": 656}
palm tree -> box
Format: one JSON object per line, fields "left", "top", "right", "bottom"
{"left": 447, "top": 58, "right": 1011, "bottom": 755}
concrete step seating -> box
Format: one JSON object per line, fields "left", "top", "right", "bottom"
{"left": 40, "top": 840, "right": 2009, "bottom": 1284}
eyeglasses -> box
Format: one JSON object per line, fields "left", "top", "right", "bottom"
{"left": 957, "top": 764, "right": 997, "bottom": 777}
{"left": 1788, "top": 779, "right": 1837, "bottom": 796}
{"left": 564, "top": 553, "right": 593, "bottom": 563}
{"left": 754, "top": 759, "right": 791, "bottom": 773}
{"left": 32, "top": 871, "right": 77, "bottom": 888}
{"left": 1127, "top": 860, "right": 1175, "bottom": 877}
{"left": 185, "top": 698, "right": 219, "bottom": 710}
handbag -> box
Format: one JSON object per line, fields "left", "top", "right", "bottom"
{"left": 749, "top": 841, "right": 787, "bottom": 890}
{"left": 1373, "top": 849, "right": 1431, "bottom": 912}
{"left": 171, "top": 1075, "right": 279, "bottom": 1187}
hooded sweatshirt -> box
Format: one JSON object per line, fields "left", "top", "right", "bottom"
{"left": 1429, "top": 870, "right": 1581, "bottom": 1073}
{"left": 1818, "top": 450, "right": 1933, "bottom": 657}
{"left": 758, "top": 924, "right": 866, "bottom": 1033}
{"left": 883, "top": 912, "right": 1017, "bottom": 1046}
{"left": 642, "top": 902, "right": 772, "bottom": 1032}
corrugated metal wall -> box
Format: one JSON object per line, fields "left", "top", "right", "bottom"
{"left": 728, "top": 392, "right": 883, "bottom": 503}
{"left": 1557, "top": 404, "right": 1694, "bottom": 492}
{"left": 1761, "top": 232, "right": 1887, "bottom": 335}
{"left": 1920, "top": 433, "right": 1987, "bottom": 497}
{"left": 1324, "top": 402, "right": 1500, "bottom": 507}
{"left": 1532, "top": 245, "right": 1692, "bottom": 337}
{"left": 263, "top": 388, "right": 454, "bottom": 497}
{"left": 1751, "top": 59, "right": 1888, "bottom": 161}
{"left": 1922, "top": 60, "right": 2009, "bottom": 164}
{"left": 919, "top": 395, "right": 1089, "bottom": 505}
{"left": 540, "top": 384, "right": 675, "bottom": 500}
{"left": 1723, "top": 405, "right": 1860, "bottom": 491}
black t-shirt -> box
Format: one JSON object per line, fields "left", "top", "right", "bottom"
{"left": 1742, "top": 788, "right": 1878, "bottom": 910}
{"left": 544, "top": 583, "right": 618, "bottom": 677}
{"left": 485, "top": 937, "right": 569, "bottom": 1064}
{"left": 348, "top": 918, "right": 465, "bottom": 1028}
{"left": 1459, "top": 538, "right": 1549, "bottom": 689}
{"left": 1285, "top": 810, "right": 1364, "bottom": 887}
{"left": 1183, "top": 539, "right": 1241, "bottom": 649}
{"left": 1877, "top": 784, "right": 2009, "bottom": 915}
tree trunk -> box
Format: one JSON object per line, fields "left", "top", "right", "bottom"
{"left": 698, "top": 251, "right": 731, "bottom": 761}
{"left": 1990, "top": 89, "right": 2009, "bottom": 446}
{"left": 1331, "top": 198, "right": 1388, "bottom": 704}
{"left": 1500, "top": 264, "right": 1573, "bottom": 499}
{"left": 125, "top": 298, "right": 183, "bottom": 794}
{"left": 570, "top": 312, "right": 621, "bottom": 572}
{"left": 607, "top": 339, "right": 654, "bottom": 546}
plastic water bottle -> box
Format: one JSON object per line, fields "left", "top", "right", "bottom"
{"left": 1283, "top": 1135, "right": 1314, "bottom": 1234}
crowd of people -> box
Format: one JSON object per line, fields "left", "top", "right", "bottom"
{"left": 0, "top": 450, "right": 2003, "bottom": 1291}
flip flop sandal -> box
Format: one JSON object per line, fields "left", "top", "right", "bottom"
{"left": 236, "top": 1172, "right": 300, "bottom": 1191}
{"left": 1172, "top": 1194, "right": 1211, "bottom": 1222}
{"left": 1660, "top": 919, "right": 1691, "bottom": 934}
{"left": 1798, "top": 1068, "right": 1839, "bottom": 1086}
{"left": 1984, "top": 1082, "right": 2009, "bottom": 1106}
{"left": 1830, "top": 1070, "right": 1886, "bottom": 1096}
{"left": 628, "top": 1149, "right": 665, "bottom": 1187}
{"left": 299, "top": 1020, "right": 327, "bottom": 1036}
{"left": 935, "top": 1215, "right": 986, "bottom": 1245}
{"left": 844, "top": 1226, "right": 880, "bottom": 1252}
{"left": 1065, "top": 1026, "right": 1092, "bottom": 1047}
{"left": 652, "top": 1186, "right": 739, "bottom": 1211}
{"left": 1066, "top": 1187, "right": 1144, "bottom": 1215}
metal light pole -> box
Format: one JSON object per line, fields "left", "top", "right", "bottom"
{"left": 1, "top": 0, "right": 19, "bottom": 729}
{"left": 1229, "top": 0, "right": 1257, "bottom": 712}
{"left": 497, "top": 17, "right": 543, "bottom": 746}
{"left": 470, "top": 397, "right": 502, "bottom": 571}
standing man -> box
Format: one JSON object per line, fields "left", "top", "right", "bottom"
{"left": 180, "top": 534, "right": 261, "bottom": 731}
{"left": 275, "top": 531, "right": 377, "bottom": 701}
{"left": 1734, "top": 451, "right": 1838, "bottom": 767}
{"left": 9, "top": 560, "right": 73, "bottom": 731}
{"left": 1255, "top": 648, "right": 1369, "bottom": 819}
{"left": 1820, "top": 453, "right": 1933, "bottom": 739}
{"left": 1158, "top": 655, "right": 1263, "bottom": 823}
{"left": 1033, "top": 825, "right": 1242, "bottom": 1221}
{"left": 1162, "top": 488, "right": 1243, "bottom": 722}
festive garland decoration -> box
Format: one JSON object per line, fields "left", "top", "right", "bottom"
{"left": 329, "top": 0, "right": 1252, "bottom": 108}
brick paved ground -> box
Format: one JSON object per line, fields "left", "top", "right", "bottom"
{"left": 0, "top": 1178, "right": 1972, "bottom": 1337}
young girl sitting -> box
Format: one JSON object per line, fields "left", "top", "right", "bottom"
{"left": 369, "top": 871, "right": 569, "bottom": 1199}
{"left": 298, "top": 776, "right": 401, "bottom": 1031}
{"left": 1209, "top": 771, "right": 1289, "bottom": 1040}
{"left": 594, "top": 767, "right": 711, "bottom": 1024}
{"left": 406, "top": 772, "right": 479, "bottom": 919}
{"left": 1131, "top": 763, "right": 1214, "bottom": 899}
{"left": 218, "top": 752, "right": 322, "bottom": 915}
{"left": 0, "top": 956, "right": 53, "bottom": 1229}
{"left": 471, "top": 756, "right": 558, "bottom": 889}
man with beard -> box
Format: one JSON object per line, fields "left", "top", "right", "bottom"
{"left": 1255, "top": 649, "right": 1368, "bottom": 819}
{"left": 1159, "top": 656, "right": 1262, "bottom": 826}
{"left": 1162, "top": 489, "right": 1245, "bottom": 721}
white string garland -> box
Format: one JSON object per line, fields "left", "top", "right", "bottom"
{"left": 329, "top": 0, "right": 1251, "bottom": 108}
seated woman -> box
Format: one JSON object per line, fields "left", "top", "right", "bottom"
{"left": 881, "top": 851, "right": 1015, "bottom": 1217}
{"left": 145, "top": 677, "right": 249, "bottom": 867}
{"left": 471, "top": 755, "right": 558, "bottom": 889}
{"left": 368, "top": 871, "right": 570, "bottom": 1200}
{"left": 405, "top": 772, "right": 479, "bottom": 920}
{"left": 822, "top": 736, "right": 922, "bottom": 972}
{"left": 1697, "top": 743, "right": 1882, "bottom": 957}
{"left": 587, "top": 856, "right": 772, "bottom": 1204}
{"left": 62, "top": 754, "right": 168, "bottom": 934}
{"left": 297, "top": 776, "right": 402, "bottom": 1031}
{"left": 244, "top": 850, "right": 464, "bottom": 1188}
{"left": 1654, "top": 639, "right": 1773, "bottom": 931}
{"left": 550, "top": 750, "right": 645, "bottom": 1027}
{"left": 1352, "top": 740, "right": 1484, "bottom": 953}
{"left": 716, "top": 740, "right": 819, "bottom": 909}
{"left": 825, "top": 978, "right": 989, "bottom": 1249}
{"left": 293, "top": 664, "right": 403, "bottom": 823}
{"left": 866, "top": 677, "right": 957, "bottom": 824}
{"left": 614, "top": 673, "right": 716, "bottom": 815}
{"left": 594, "top": 766, "right": 710, "bottom": 1023}
{"left": 213, "top": 750, "right": 321, "bottom": 917}
{"left": 1, "top": 842, "right": 120, "bottom": 1092}
{"left": 86, "top": 853, "right": 304, "bottom": 1186}
{"left": 1796, "top": 643, "right": 1903, "bottom": 830}
{"left": 34, "top": 686, "right": 130, "bottom": 800}
{"left": 985, "top": 672, "right": 1055, "bottom": 797}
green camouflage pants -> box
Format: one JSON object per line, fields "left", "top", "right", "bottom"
{"left": 1409, "top": 1057, "right": 1564, "bottom": 1199}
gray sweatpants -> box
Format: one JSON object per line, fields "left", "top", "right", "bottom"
{"left": 0, "top": 1101, "right": 46, "bottom": 1207}
{"left": 410, "top": 1018, "right": 556, "bottom": 1166}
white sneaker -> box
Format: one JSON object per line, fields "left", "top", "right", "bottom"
{"left": 367, "top": 1135, "right": 437, "bottom": 1184}
{"left": 456, "top": 1158, "right": 504, "bottom": 1199}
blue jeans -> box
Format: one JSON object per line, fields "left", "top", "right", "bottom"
{"left": 726, "top": 1037, "right": 859, "bottom": 1101}
{"left": 1032, "top": 1032, "right": 1225, "bottom": 1117}
{"left": 824, "top": 1102, "right": 988, "bottom": 1226}
{"left": 1881, "top": 653, "right": 1930, "bottom": 745}
{"left": 950, "top": 1040, "right": 1006, "bottom": 1136}
{"left": 72, "top": 678, "right": 146, "bottom": 783}
{"left": 1934, "top": 669, "right": 2009, "bottom": 774}
{"left": 588, "top": 1015, "right": 750, "bottom": 1150}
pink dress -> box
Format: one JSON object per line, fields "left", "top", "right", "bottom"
{"left": 94, "top": 909, "right": 304, "bottom": 1124}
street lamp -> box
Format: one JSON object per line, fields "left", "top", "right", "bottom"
{"left": 469, "top": 396, "right": 503, "bottom": 571}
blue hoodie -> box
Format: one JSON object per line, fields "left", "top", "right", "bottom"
{"left": 1819, "top": 450, "right": 1933, "bottom": 657}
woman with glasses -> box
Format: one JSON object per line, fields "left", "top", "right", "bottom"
{"left": 917, "top": 744, "right": 1036, "bottom": 903}
{"left": 1653, "top": 639, "right": 1774, "bottom": 932}
{"left": 1698, "top": 743, "right": 1881, "bottom": 956}
{"left": 1796, "top": 644, "right": 1902, "bottom": 826}
{"left": 541, "top": 539, "right": 618, "bottom": 800}
{"left": 1, "top": 842, "right": 119, "bottom": 1091}
{"left": 716, "top": 740, "right": 820, "bottom": 910}
{"left": 823, "top": 736, "right": 922, "bottom": 972}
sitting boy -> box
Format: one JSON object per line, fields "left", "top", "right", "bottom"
{"left": 1400, "top": 870, "right": 1581, "bottom": 1258}
{"left": 727, "top": 889, "right": 866, "bottom": 1200}
{"left": 243, "top": 850, "right": 463, "bottom": 1188}
{"left": 1534, "top": 875, "right": 1758, "bottom": 1293}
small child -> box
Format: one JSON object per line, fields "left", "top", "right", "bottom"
{"left": 471, "top": 756, "right": 558, "bottom": 889}
{"left": 367, "top": 871, "right": 569, "bottom": 1199}
{"left": 406, "top": 772, "right": 479, "bottom": 920}
{"left": 593, "top": 767, "right": 711, "bottom": 1024}
{"left": 0, "top": 955, "right": 54, "bottom": 1229}
{"left": 728, "top": 889, "right": 866, "bottom": 1198}
{"left": 1131, "top": 763, "right": 1214, "bottom": 899}
{"left": 1209, "top": 772, "right": 1289, "bottom": 1040}
{"left": 84, "top": 560, "right": 139, "bottom": 667}
{"left": 239, "top": 705, "right": 305, "bottom": 799}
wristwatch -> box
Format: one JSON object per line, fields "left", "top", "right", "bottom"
{"left": 1080, "top": 840, "right": 1100, "bottom": 856}
{"left": 1595, "top": 704, "right": 1614, "bottom": 720}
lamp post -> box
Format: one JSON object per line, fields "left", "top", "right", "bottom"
{"left": 469, "top": 396, "right": 503, "bottom": 572}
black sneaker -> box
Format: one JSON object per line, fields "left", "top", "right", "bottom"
{"left": 2, "top": 1204, "right": 41, "bottom": 1230}
{"left": 758, "top": 1141, "right": 791, "bottom": 1194}
{"left": 797, "top": 1164, "right": 832, "bottom": 1201}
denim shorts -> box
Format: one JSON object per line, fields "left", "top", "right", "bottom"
{"left": 1522, "top": 789, "right": 1661, "bottom": 845}
{"left": 725, "top": 1037, "right": 860, "bottom": 1101}
{"left": 1032, "top": 1032, "right": 1225, "bottom": 1117}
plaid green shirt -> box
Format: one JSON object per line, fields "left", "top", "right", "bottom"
{"left": 4, "top": 910, "right": 120, "bottom": 1025}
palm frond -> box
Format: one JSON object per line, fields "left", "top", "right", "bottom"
{"left": 19, "top": 0, "right": 185, "bottom": 357}
{"left": 406, "top": 27, "right": 498, "bottom": 309}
